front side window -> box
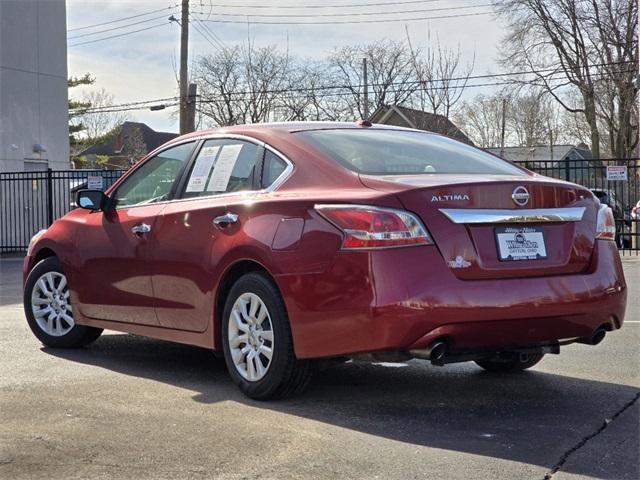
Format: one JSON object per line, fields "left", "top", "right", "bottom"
{"left": 183, "top": 139, "right": 259, "bottom": 198}
{"left": 113, "top": 142, "right": 195, "bottom": 208}
{"left": 295, "top": 129, "right": 526, "bottom": 176}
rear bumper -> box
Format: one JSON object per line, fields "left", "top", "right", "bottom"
{"left": 276, "top": 240, "right": 626, "bottom": 359}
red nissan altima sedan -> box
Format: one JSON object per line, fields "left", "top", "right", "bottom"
{"left": 23, "top": 122, "right": 627, "bottom": 399}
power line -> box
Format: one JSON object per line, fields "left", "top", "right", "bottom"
{"left": 190, "top": 12, "right": 227, "bottom": 49}
{"left": 195, "top": 74, "right": 579, "bottom": 104}
{"left": 193, "top": 14, "right": 228, "bottom": 48}
{"left": 76, "top": 103, "right": 181, "bottom": 115}
{"left": 198, "top": 10, "right": 492, "bottom": 25}
{"left": 195, "top": 71, "right": 634, "bottom": 106}
{"left": 75, "top": 71, "right": 622, "bottom": 115}
{"left": 79, "top": 97, "right": 181, "bottom": 113}
{"left": 74, "top": 69, "right": 605, "bottom": 114}
{"left": 67, "top": 4, "right": 178, "bottom": 32}
{"left": 191, "top": 21, "right": 225, "bottom": 50}
{"left": 192, "top": 3, "right": 491, "bottom": 18}
{"left": 195, "top": 0, "right": 454, "bottom": 10}
{"left": 71, "top": 61, "right": 633, "bottom": 114}
{"left": 67, "top": 13, "right": 176, "bottom": 40}
{"left": 195, "top": 61, "right": 635, "bottom": 98}
{"left": 68, "top": 23, "right": 170, "bottom": 48}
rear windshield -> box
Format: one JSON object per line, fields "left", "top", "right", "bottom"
{"left": 295, "top": 129, "right": 525, "bottom": 176}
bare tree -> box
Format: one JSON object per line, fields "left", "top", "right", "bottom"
{"left": 276, "top": 60, "right": 346, "bottom": 121}
{"left": 406, "top": 30, "right": 474, "bottom": 120}
{"left": 454, "top": 94, "right": 508, "bottom": 148}
{"left": 588, "top": 0, "right": 638, "bottom": 158}
{"left": 243, "top": 41, "right": 291, "bottom": 123}
{"left": 122, "top": 126, "right": 147, "bottom": 165}
{"left": 195, "top": 43, "right": 292, "bottom": 126}
{"left": 507, "top": 89, "right": 559, "bottom": 147}
{"left": 77, "top": 88, "right": 126, "bottom": 143}
{"left": 495, "top": 0, "right": 638, "bottom": 159}
{"left": 328, "top": 40, "right": 418, "bottom": 119}
{"left": 195, "top": 46, "right": 246, "bottom": 126}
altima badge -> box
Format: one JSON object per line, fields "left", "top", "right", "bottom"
{"left": 431, "top": 194, "right": 470, "bottom": 202}
{"left": 512, "top": 186, "right": 530, "bottom": 206}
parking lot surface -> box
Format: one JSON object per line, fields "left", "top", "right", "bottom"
{"left": 1, "top": 256, "right": 638, "bottom": 480}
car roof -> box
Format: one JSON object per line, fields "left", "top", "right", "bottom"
{"left": 175, "top": 121, "right": 422, "bottom": 141}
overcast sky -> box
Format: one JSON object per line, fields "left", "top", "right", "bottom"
{"left": 67, "top": 0, "right": 505, "bottom": 132}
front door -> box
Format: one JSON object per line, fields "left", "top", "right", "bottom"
{"left": 150, "top": 138, "right": 263, "bottom": 332}
{"left": 72, "top": 141, "right": 197, "bottom": 325}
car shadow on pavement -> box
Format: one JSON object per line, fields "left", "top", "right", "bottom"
{"left": 43, "top": 332, "right": 639, "bottom": 480}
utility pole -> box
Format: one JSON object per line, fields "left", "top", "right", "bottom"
{"left": 548, "top": 120, "right": 554, "bottom": 161}
{"left": 499, "top": 98, "right": 507, "bottom": 158}
{"left": 186, "top": 83, "right": 197, "bottom": 133}
{"left": 179, "top": 0, "right": 190, "bottom": 134}
{"left": 362, "top": 57, "right": 369, "bottom": 121}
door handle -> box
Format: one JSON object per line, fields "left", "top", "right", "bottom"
{"left": 213, "top": 213, "right": 239, "bottom": 228}
{"left": 131, "top": 223, "right": 151, "bottom": 235}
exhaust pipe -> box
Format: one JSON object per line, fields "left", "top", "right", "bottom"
{"left": 427, "top": 341, "right": 447, "bottom": 362}
{"left": 410, "top": 340, "right": 448, "bottom": 364}
{"left": 576, "top": 328, "right": 607, "bottom": 346}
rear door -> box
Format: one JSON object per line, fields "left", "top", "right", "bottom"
{"left": 72, "top": 142, "right": 196, "bottom": 325}
{"left": 149, "top": 138, "right": 263, "bottom": 332}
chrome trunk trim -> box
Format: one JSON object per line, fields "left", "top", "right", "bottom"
{"left": 439, "top": 207, "right": 586, "bottom": 224}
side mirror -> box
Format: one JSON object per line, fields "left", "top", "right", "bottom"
{"left": 76, "top": 189, "right": 109, "bottom": 211}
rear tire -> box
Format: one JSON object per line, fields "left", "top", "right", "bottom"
{"left": 24, "top": 257, "right": 103, "bottom": 348}
{"left": 475, "top": 352, "right": 544, "bottom": 373}
{"left": 221, "top": 272, "right": 312, "bottom": 400}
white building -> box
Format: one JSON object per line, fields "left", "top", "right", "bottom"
{"left": 0, "top": 0, "right": 69, "bottom": 172}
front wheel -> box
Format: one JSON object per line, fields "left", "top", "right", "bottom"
{"left": 475, "top": 352, "right": 544, "bottom": 373}
{"left": 24, "top": 257, "right": 103, "bottom": 348}
{"left": 221, "top": 272, "right": 312, "bottom": 400}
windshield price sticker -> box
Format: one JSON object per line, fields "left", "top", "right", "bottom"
{"left": 207, "top": 144, "right": 243, "bottom": 192}
{"left": 186, "top": 146, "right": 220, "bottom": 192}
{"left": 496, "top": 227, "right": 547, "bottom": 261}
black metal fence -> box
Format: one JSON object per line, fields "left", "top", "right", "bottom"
{"left": 520, "top": 158, "right": 639, "bottom": 256}
{"left": 0, "top": 160, "right": 638, "bottom": 254}
{"left": 0, "top": 169, "right": 125, "bottom": 252}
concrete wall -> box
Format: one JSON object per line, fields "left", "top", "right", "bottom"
{"left": 0, "top": 0, "right": 69, "bottom": 172}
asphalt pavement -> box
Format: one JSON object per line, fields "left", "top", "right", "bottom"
{"left": 1, "top": 255, "right": 638, "bottom": 480}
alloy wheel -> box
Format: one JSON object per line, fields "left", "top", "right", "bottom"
{"left": 228, "top": 292, "right": 274, "bottom": 382}
{"left": 31, "top": 271, "right": 74, "bottom": 337}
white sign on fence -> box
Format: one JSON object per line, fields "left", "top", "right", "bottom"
{"left": 87, "top": 175, "right": 104, "bottom": 190}
{"left": 606, "top": 166, "right": 628, "bottom": 181}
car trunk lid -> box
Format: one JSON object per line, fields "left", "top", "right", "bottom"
{"left": 360, "top": 174, "right": 598, "bottom": 280}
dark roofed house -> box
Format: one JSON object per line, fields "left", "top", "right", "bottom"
{"left": 370, "top": 105, "right": 474, "bottom": 145}
{"left": 485, "top": 143, "right": 593, "bottom": 164}
{"left": 485, "top": 143, "right": 598, "bottom": 184}
{"left": 75, "top": 121, "right": 178, "bottom": 169}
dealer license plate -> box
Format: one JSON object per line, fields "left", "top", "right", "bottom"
{"left": 495, "top": 227, "right": 547, "bottom": 261}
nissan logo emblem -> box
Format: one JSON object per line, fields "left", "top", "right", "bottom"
{"left": 512, "top": 186, "right": 530, "bottom": 206}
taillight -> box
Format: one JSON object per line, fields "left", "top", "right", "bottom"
{"left": 315, "top": 204, "right": 433, "bottom": 249}
{"left": 595, "top": 204, "right": 616, "bottom": 240}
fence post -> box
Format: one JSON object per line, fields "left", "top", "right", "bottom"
{"left": 564, "top": 160, "right": 570, "bottom": 181}
{"left": 46, "top": 168, "right": 54, "bottom": 226}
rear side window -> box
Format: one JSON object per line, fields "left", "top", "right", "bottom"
{"left": 295, "top": 129, "right": 525, "bottom": 176}
{"left": 183, "top": 139, "right": 260, "bottom": 197}
{"left": 261, "top": 150, "right": 288, "bottom": 188}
